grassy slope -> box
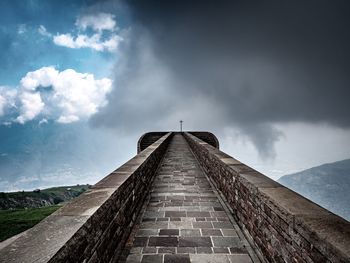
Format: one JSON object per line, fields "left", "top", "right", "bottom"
{"left": 0, "top": 205, "right": 61, "bottom": 242}
{"left": 0, "top": 185, "right": 89, "bottom": 242}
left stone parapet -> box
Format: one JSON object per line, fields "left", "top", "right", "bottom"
{"left": 0, "top": 132, "right": 173, "bottom": 263}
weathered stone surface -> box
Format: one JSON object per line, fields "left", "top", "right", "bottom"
{"left": 159, "top": 229, "right": 179, "bottom": 236}
{"left": 294, "top": 213, "right": 350, "bottom": 260}
{"left": 164, "top": 254, "right": 191, "bottom": 263}
{"left": 239, "top": 171, "right": 280, "bottom": 189}
{"left": 179, "top": 237, "right": 212, "bottom": 247}
{"left": 141, "top": 254, "right": 162, "bottom": 263}
{"left": 212, "top": 237, "right": 241, "bottom": 248}
{"left": 228, "top": 254, "right": 252, "bottom": 263}
{"left": 180, "top": 229, "right": 201, "bottom": 237}
{"left": 55, "top": 188, "right": 116, "bottom": 216}
{"left": 148, "top": 237, "right": 178, "bottom": 247}
{"left": 93, "top": 171, "right": 131, "bottom": 189}
{"left": 137, "top": 132, "right": 168, "bottom": 153}
{"left": 189, "top": 254, "right": 229, "bottom": 263}
{"left": 188, "top": 132, "right": 219, "bottom": 149}
{"left": 201, "top": 229, "right": 222, "bottom": 236}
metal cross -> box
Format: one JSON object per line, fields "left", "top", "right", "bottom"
{"left": 180, "top": 120, "right": 183, "bottom": 132}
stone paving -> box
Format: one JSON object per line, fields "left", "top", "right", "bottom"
{"left": 125, "top": 134, "right": 255, "bottom": 263}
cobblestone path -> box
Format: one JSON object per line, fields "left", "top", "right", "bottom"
{"left": 125, "top": 134, "right": 256, "bottom": 263}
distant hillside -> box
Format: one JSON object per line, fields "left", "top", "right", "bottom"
{"left": 278, "top": 159, "right": 350, "bottom": 221}
{"left": 0, "top": 185, "right": 89, "bottom": 210}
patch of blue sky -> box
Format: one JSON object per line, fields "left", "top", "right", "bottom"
{"left": 0, "top": 0, "right": 117, "bottom": 85}
{"left": 0, "top": 0, "right": 129, "bottom": 191}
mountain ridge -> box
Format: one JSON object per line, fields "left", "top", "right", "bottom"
{"left": 278, "top": 159, "right": 350, "bottom": 221}
{"left": 0, "top": 184, "right": 89, "bottom": 210}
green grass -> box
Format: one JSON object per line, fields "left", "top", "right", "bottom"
{"left": 0, "top": 205, "right": 61, "bottom": 242}
{"left": 0, "top": 184, "right": 89, "bottom": 241}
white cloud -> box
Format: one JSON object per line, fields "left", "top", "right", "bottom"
{"left": 38, "top": 25, "right": 52, "bottom": 37}
{"left": 20, "top": 66, "right": 58, "bottom": 90}
{"left": 76, "top": 13, "right": 116, "bottom": 32}
{"left": 0, "top": 86, "right": 17, "bottom": 117}
{"left": 1, "top": 67, "right": 112, "bottom": 124}
{"left": 38, "top": 13, "right": 122, "bottom": 52}
{"left": 52, "top": 34, "right": 76, "bottom": 48}
{"left": 0, "top": 95, "right": 6, "bottom": 116}
{"left": 49, "top": 68, "right": 112, "bottom": 122}
{"left": 57, "top": 115, "right": 79, "bottom": 124}
{"left": 53, "top": 33, "right": 122, "bottom": 52}
{"left": 16, "top": 92, "right": 45, "bottom": 124}
{"left": 101, "top": 35, "right": 121, "bottom": 51}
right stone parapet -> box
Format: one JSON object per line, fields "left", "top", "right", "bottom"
{"left": 184, "top": 132, "right": 350, "bottom": 263}
{"left": 189, "top": 131, "right": 220, "bottom": 149}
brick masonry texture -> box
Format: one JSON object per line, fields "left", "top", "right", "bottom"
{"left": 124, "top": 134, "right": 254, "bottom": 263}
{"left": 184, "top": 132, "right": 350, "bottom": 263}
{"left": 0, "top": 133, "right": 173, "bottom": 263}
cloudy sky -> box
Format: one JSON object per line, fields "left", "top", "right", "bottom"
{"left": 1, "top": 0, "right": 350, "bottom": 191}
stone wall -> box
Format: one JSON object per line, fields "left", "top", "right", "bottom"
{"left": 137, "top": 132, "right": 168, "bottom": 153}
{"left": 189, "top": 132, "right": 220, "bottom": 149}
{"left": 0, "top": 133, "right": 173, "bottom": 263}
{"left": 184, "top": 132, "right": 350, "bottom": 263}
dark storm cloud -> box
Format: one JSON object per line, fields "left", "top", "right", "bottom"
{"left": 92, "top": 0, "right": 350, "bottom": 158}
